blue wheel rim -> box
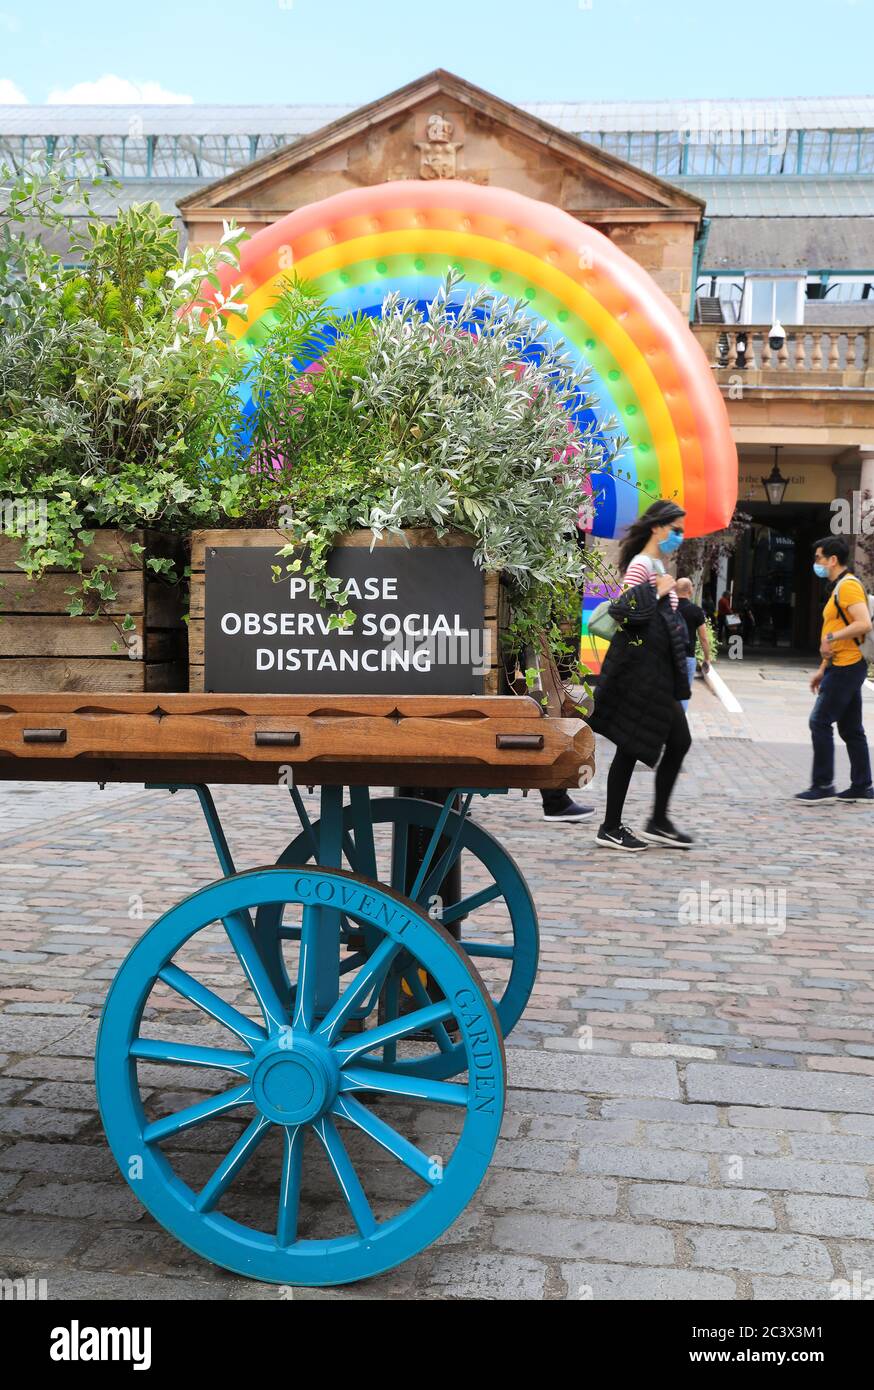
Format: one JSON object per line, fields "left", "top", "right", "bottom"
{"left": 256, "top": 797, "right": 539, "bottom": 1079}
{"left": 96, "top": 866, "right": 505, "bottom": 1286}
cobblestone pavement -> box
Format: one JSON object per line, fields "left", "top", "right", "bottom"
{"left": 0, "top": 654, "right": 872, "bottom": 1300}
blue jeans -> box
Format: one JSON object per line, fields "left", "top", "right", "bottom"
{"left": 809, "top": 660, "right": 872, "bottom": 790}
{"left": 681, "top": 655, "right": 697, "bottom": 712}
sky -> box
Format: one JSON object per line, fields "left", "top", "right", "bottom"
{"left": 0, "top": 0, "right": 871, "bottom": 108}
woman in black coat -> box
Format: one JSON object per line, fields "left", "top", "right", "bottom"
{"left": 588, "top": 499, "right": 694, "bottom": 852}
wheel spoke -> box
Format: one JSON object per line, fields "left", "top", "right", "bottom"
{"left": 195, "top": 1114, "right": 271, "bottom": 1213}
{"left": 277, "top": 1125, "right": 305, "bottom": 1246}
{"left": 333, "top": 1094, "right": 440, "bottom": 1187}
{"left": 130, "top": 1039, "right": 253, "bottom": 1075}
{"left": 292, "top": 902, "right": 322, "bottom": 1031}
{"left": 339, "top": 950, "right": 367, "bottom": 977}
{"left": 441, "top": 881, "right": 502, "bottom": 925}
{"left": 158, "top": 965, "right": 267, "bottom": 1049}
{"left": 333, "top": 999, "right": 455, "bottom": 1065}
{"left": 222, "top": 909, "right": 289, "bottom": 1034}
{"left": 382, "top": 966, "right": 400, "bottom": 1067}
{"left": 143, "top": 1082, "right": 254, "bottom": 1144}
{"left": 416, "top": 799, "right": 473, "bottom": 906}
{"left": 458, "top": 939, "right": 515, "bottom": 960}
{"left": 339, "top": 1066, "right": 469, "bottom": 1107}
{"left": 313, "top": 1115, "right": 377, "bottom": 1236}
{"left": 316, "top": 935, "right": 399, "bottom": 1044}
{"left": 348, "top": 787, "right": 377, "bottom": 880}
{"left": 401, "top": 968, "right": 454, "bottom": 1054}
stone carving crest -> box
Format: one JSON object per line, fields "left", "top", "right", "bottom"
{"left": 416, "top": 112, "right": 461, "bottom": 179}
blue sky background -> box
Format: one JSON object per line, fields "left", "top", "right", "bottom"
{"left": 0, "top": 0, "right": 871, "bottom": 106}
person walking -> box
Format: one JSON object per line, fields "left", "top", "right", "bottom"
{"left": 588, "top": 499, "right": 694, "bottom": 851}
{"left": 795, "top": 536, "right": 873, "bottom": 804}
{"left": 675, "top": 577, "right": 712, "bottom": 712}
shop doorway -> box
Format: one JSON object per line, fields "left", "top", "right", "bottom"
{"left": 721, "top": 502, "right": 833, "bottom": 654}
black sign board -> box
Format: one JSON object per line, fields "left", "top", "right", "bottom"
{"left": 203, "top": 545, "right": 487, "bottom": 695}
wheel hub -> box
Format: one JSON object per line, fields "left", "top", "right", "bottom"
{"left": 251, "top": 1035, "right": 338, "bottom": 1125}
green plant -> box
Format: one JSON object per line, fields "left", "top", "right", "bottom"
{"left": 0, "top": 161, "right": 249, "bottom": 618}
{"left": 264, "top": 271, "right": 623, "bottom": 656}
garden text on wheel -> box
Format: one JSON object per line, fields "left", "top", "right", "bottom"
{"left": 96, "top": 865, "right": 504, "bottom": 1286}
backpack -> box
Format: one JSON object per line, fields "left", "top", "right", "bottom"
{"left": 833, "top": 574, "right": 874, "bottom": 663}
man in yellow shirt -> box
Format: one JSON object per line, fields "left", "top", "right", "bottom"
{"left": 796, "top": 536, "right": 873, "bottom": 804}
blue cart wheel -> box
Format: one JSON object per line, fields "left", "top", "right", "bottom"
{"left": 96, "top": 866, "right": 504, "bottom": 1286}
{"left": 256, "top": 796, "right": 538, "bottom": 1079}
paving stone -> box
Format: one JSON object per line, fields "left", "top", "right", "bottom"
{"left": 789, "top": 1132, "right": 874, "bottom": 1163}
{"left": 0, "top": 1141, "right": 115, "bottom": 1179}
{"left": 0, "top": 1106, "right": 93, "bottom": 1139}
{"left": 750, "top": 1276, "right": 835, "bottom": 1300}
{"left": 423, "top": 1250, "right": 548, "bottom": 1300}
{"left": 687, "top": 1229, "right": 833, "bottom": 1278}
{"left": 562, "top": 1262, "right": 736, "bottom": 1301}
{"left": 687, "top": 1064, "right": 874, "bottom": 1114}
{"left": 507, "top": 1088, "right": 591, "bottom": 1118}
{"left": 6, "top": 1179, "right": 144, "bottom": 1222}
{"left": 836, "top": 1114, "right": 874, "bottom": 1137}
{"left": 601, "top": 1099, "right": 719, "bottom": 1125}
{"left": 0, "top": 1214, "right": 85, "bottom": 1262}
{"left": 644, "top": 1121, "right": 782, "bottom": 1155}
{"left": 493, "top": 1213, "right": 675, "bottom": 1265}
{"left": 631, "top": 1043, "right": 717, "bottom": 1060}
{"left": 41, "top": 1271, "right": 278, "bottom": 1300}
{"left": 2, "top": 1057, "right": 94, "bottom": 1082}
{"left": 727, "top": 1106, "right": 831, "bottom": 1133}
{"left": 505, "top": 1050, "right": 680, "bottom": 1099}
{"left": 785, "top": 1196, "right": 874, "bottom": 1239}
{"left": 478, "top": 1169, "right": 618, "bottom": 1218}
{"left": 723, "top": 1156, "right": 868, "bottom": 1198}
{"left": 836, "top": 1241, "right": 874, "bottom": 1280}
{"left": 0, "top": 1079, "right": 28, "bottom": 1102}
{"left": 527, "top": 1116, "right": 638, "bottom": 1144}
{"left": 577, "top": 1146, "right": 709, "bottom": 1183}
{"left": 491, "top": 1139, "right": 574, "bottom": 1173}
{"left": 23, "top": 1081, "right": 97, "bottom": 1110}
{"left": 725, "top": 1049, "right": 798, "bottom": 1067}
{"left": 629, "top": 1184, "right": 776, "bottom": 1229}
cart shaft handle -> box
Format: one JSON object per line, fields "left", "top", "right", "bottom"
{"left": 495, "top": 733, "right": 544, "bottom": 750}
{"left": 254, "top": 730, "right": 301, "bottom": 747}
{"left": 22, "top": 728, "right": 67, "bottom": 744}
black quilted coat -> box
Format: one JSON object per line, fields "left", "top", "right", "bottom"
{"left": 588, "top": 581, "right": 692, "bottom": 767}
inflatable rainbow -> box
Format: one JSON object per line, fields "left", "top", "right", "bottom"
{"left": 206, "top": 180, "right": 737, "bottom": 544}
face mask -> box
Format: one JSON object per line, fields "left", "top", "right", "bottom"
{"left": 658, "top": 530, "right": 684, "bottom": 555}
{"left": 813, "top": 563, "right": 829, "bottom": 579}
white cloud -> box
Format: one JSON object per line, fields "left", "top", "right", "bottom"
{"left": 0, "top": 77, "right": 27, "bottom": 103}
{"left": 46, "top": 75, "right": 194, "bottom": 105}
{"left": 0, "top": 12, "right": 21, "bottom": 33}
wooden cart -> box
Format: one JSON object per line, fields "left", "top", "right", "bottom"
{"left": 0, "top": 692, "right": 593, "bottom": 1286}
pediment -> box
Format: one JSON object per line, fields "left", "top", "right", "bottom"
{"left": 178, "top": 70, "right": 703, "bottom": 225}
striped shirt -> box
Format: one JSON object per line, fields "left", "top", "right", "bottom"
{"left": 624, "top": 553, "right": 679, "bottom": 610}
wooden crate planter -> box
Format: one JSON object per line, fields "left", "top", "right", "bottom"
{"left": 0, "top": 529, "right": 186, "bottom": 693}
{"left": 189, "top": 528, "right": 506, "bottom": 695}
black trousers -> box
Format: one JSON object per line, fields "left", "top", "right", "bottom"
{"left": 603, "top": 702, "right": 692, "bottom": 830}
